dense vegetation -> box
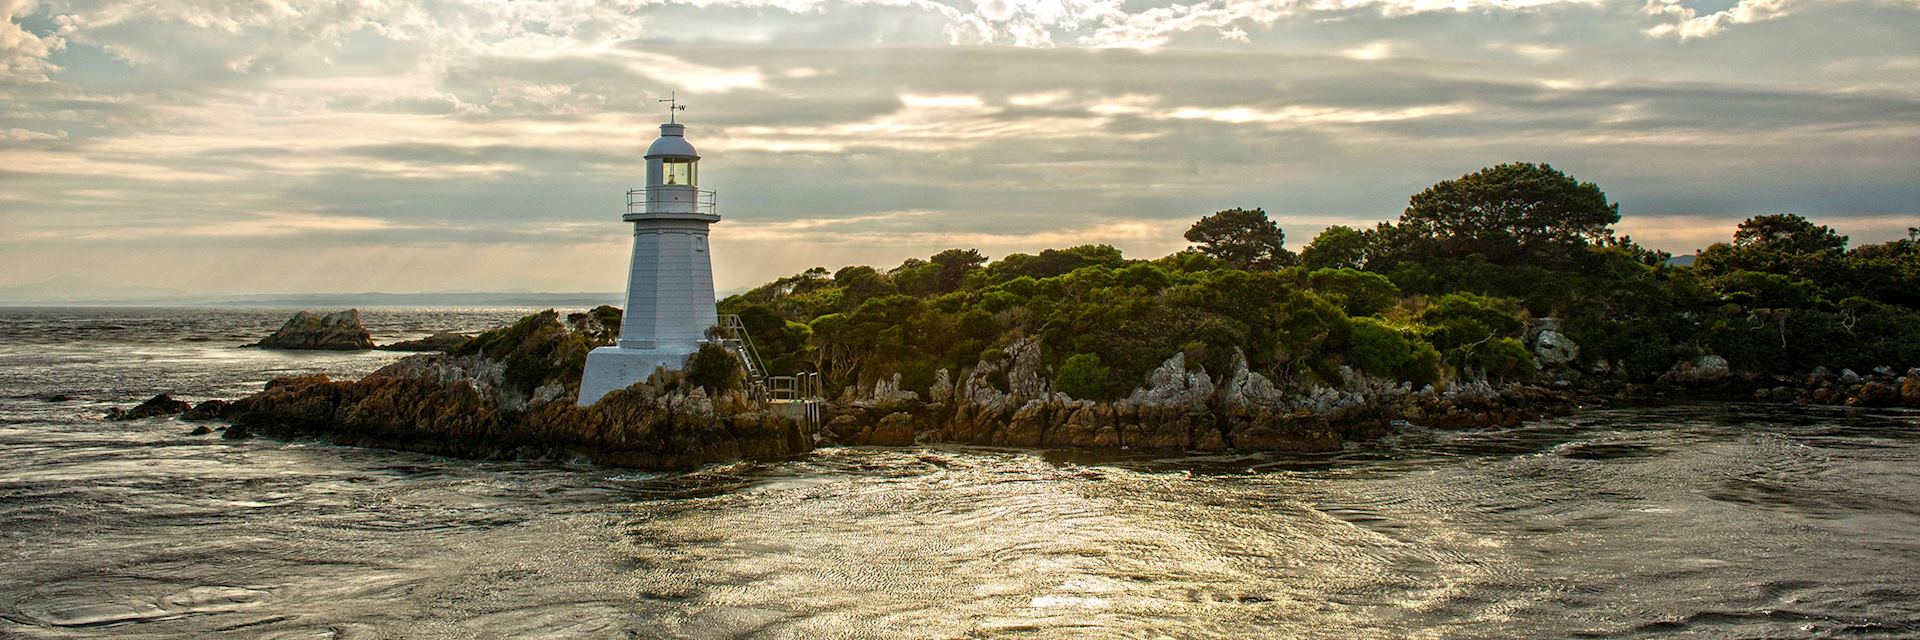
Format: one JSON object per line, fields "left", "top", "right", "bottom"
{"left": 720, "top": 162, "right": 1919, "bottom": 399}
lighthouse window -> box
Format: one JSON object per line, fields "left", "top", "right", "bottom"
{"left": 664, "top": 159, "right": 697, "bottom": 186}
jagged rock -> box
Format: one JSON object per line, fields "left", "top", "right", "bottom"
{"left": 1004, "top": 338, "right": 1050, "bottom": 401}
{"left": 929, "top": 368, "right": 954, "bottom": 405}
{"left": 1903, "top": 370, "right": 1920, "bottom": 407}
{"left": 107, "top": 394, "right": 192, "bottom": 421}
{"left": 1852, "top": 382, "right": 1897, "bottom": 406}
{"left": 1666, "top": 355, "right": 1731, "bottom": 385}
{"left": 1840, "top": 368, "right": 1863, "bottom": 384}
{"left": 867, "top": 412, "right": 916, "bottom": 446}
{"left": 856, "top": 374, "right": 923, "bottom": 413}
{"left": 378, "top": 332, "right": 470, "bottom": 352}
{"left": 1533, "top": 330, "right": 1580, "bottom": 367}
{"left": 1128, "top": 352, "right": 1213, "bottom": 410}
{"left": 827, "top": 414, "right": 864, "bottom": 442}
{"left": 1219, "top": 350, "right": 1282, "bottom": 414}
{"left": 255, "top": 309, "right": 374, "bottom": 350}
{"left": 1002, "top": 398, "right": 1050, "bottom": 446}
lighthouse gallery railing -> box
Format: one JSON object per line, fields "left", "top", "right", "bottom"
{"left": 627, "top": 186, "right": 716, "bottom": 216}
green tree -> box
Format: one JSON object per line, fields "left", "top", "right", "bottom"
{"left": 1695, "top": 213, "right": 1849, "bottom": 285}
{"left": 1376, "top": 162, "right": 1619, "bottom": 267}
{"left": 1843, "top": 230, "right": 1920, "bottom": 307}
{"left": 1300, "top": 225, "right": 1369, "bottom": 270}
{"left": 1184, "top": 208, "right": 1296, "bottom": 270}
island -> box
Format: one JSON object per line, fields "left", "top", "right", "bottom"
{"left": 168, "top": 163, "right": 1917, "bottom": 469}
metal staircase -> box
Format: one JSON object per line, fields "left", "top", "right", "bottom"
{"left": 717, "top": 314, "right": 769, "bottom": 385}
{"left": 715, "top": 314, "right": 824, "bottom": 417}
{"left": 715, "top": 314, "right": 826, "bottom": 431}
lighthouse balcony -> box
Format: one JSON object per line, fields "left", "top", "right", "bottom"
{"left": 627, "top": 186, "right": 717, "bottom": 219}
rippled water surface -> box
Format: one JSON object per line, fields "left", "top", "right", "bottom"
{"left": 3, "top": 307, "right": 1919, "bottom": 638}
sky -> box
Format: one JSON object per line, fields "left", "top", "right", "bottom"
{"left": 2, "top": 0, "right": 1917, "bottom": 296}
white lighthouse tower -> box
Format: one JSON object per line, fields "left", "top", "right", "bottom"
{"left": 578, "top": 98, "right": 722, "bottom": 405}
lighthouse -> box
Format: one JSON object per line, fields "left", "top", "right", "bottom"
{"left": 578, "top": 99, "right": 722, "bottom": 405}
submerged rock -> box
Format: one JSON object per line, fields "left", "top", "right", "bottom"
{"left": 378, "top": 332, "right": 470, "bottom": 352}
{"left": 106, "top": 394, "right": 192, "bottom": 421}
{"left": 255, "top": 309, "right": 374, "bottom": 350}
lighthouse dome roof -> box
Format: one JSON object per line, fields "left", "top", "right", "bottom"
{"left": 645, "top": 123, "right": 699, "bottom": 159}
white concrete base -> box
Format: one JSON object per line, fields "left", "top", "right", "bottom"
{"left": 577, "top": 345, "right": 694, "bottom": 406}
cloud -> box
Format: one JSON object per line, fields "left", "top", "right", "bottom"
{"left": 2, "top": 0, "right": 1918, "bottom": 293}
{"left": 0, "top": 0, "right": 62, "bottom": 81}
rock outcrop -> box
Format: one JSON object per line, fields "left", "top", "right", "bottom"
{"left": 1751, "top": 366, "right": 1920, "bottom": 408}
{"left": 255, "top": 310, "right": 374, "bottom": 350}
{"left": 821, "top": 342, "right": 1572, "bottom": 454}
{"left": 223, "top": 309, "right": 811, "bottom": 470}
{"left": 106, "top": 394, "right": 192, "bottom": 421}
{"left": 1533, "top": 330, "right": 1580, "bottom": 368}
{"left": 182, "top": 400, "right": 230, "bottom": 420}
{"left": 378, "top": 332, "right": 470, "bottom": 352}
{"left": 1664, "top": 355, "right": 1731, "bottom": 385}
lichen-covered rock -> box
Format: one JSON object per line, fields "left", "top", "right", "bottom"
{"left": 1533, "top": 330, "right": 1580, "bottom": 368}
{"left": 256, "top": 309, "right": 374, "bottom": 350}
{"left": 856, "top": 374, "right": 923, "bottom": 413}
{"left": 1128, "top": 352, "right": 1213, "bottom": 410}
{"left": 106, "top": 394, "right": 192, "bottom": 420}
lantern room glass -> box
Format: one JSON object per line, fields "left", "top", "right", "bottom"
{"left": 664, "top": 159, "right": 697, "bottom": 186}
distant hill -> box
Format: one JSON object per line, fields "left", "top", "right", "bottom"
{"left": 0, "top": 276, "right": 625, "bottom": 308}
{"left": 207, "top": 292, "right": 623, "bottom": 308}
{"left": 1665, "top": 254, "right": 1696, "bottom": 267}
{"left": 0, "top": 276, "right": 186, "bottom": 304}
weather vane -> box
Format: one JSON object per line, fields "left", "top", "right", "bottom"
{"left": 660, "top": 91, "right": 687, "bottom": 123}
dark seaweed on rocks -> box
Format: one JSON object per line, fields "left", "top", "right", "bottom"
{"left": 377, "top": 332, "right": 471, "bottom": 352}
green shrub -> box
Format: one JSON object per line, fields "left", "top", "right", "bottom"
{"left": 684, "top": 342, "right": 744, "bottom": 396}
{"left": 1056, "top": 353, "right": 1116, "bottom": 400}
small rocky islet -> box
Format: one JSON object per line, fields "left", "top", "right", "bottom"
{"left": 114, "top": 306, "right": 1920, "bottom": 471}
{"left": 252, "top": 309, "right": 375, "bottom": 350}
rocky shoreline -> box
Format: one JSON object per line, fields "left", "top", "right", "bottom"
{"left": 820, "top": 338, "right": 1577, "bottom": 452}
{"left": 101, "top": 309, "right": 1920, "bottom": 471}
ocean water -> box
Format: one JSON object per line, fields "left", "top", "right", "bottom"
{"left": 2, "top": 307, "right": 1919, "bottom": 638}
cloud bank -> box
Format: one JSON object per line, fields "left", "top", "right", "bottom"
{"left": 1, "top": 0, "right": 1916, "bottom": 294}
